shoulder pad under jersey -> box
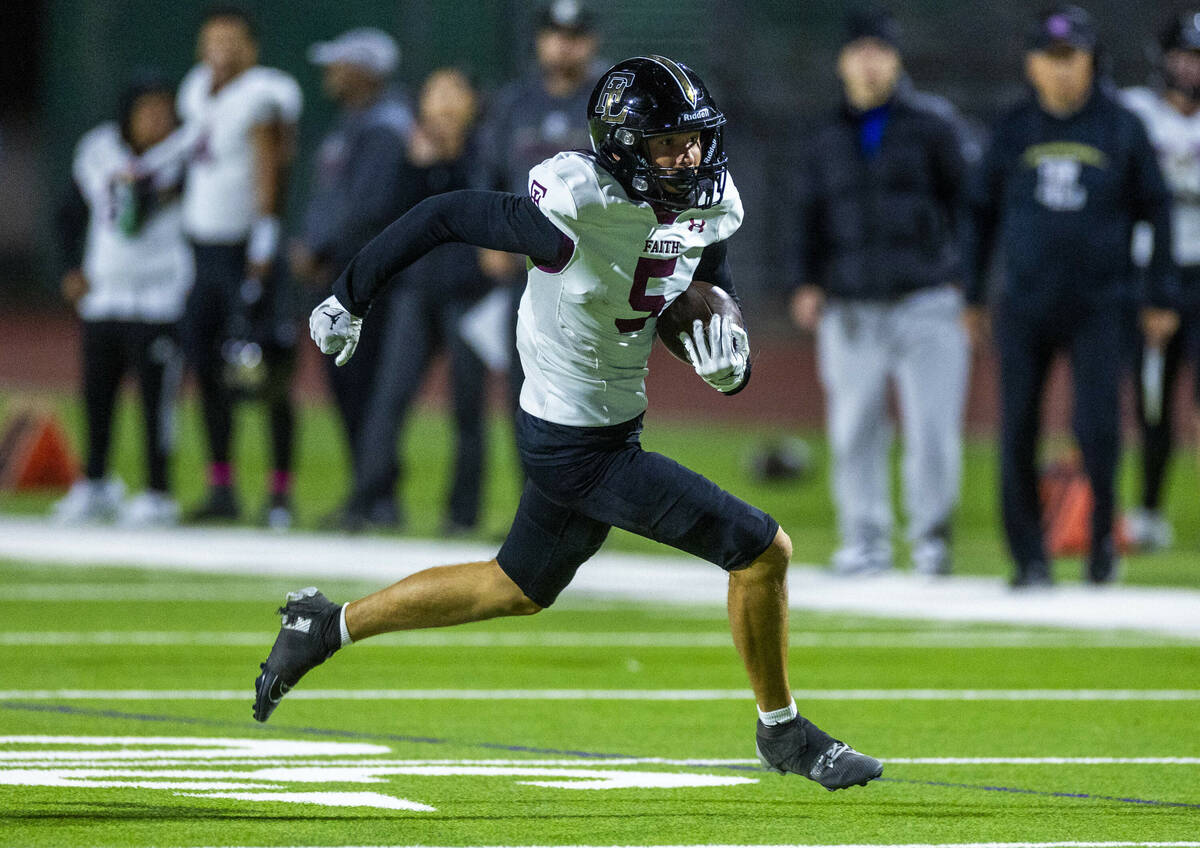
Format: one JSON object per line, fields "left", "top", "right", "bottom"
{"left": 527, "top": 151, "right": 609, "bottom": 237}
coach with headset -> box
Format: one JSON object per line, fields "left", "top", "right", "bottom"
{"left": 964, "top": 4, "right": 1178, "bottom": 588}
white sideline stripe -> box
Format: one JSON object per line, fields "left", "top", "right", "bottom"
{"left": 3, "top": 516, "right": 1199, "bottom": 639}
{"left": 0, "top": 631, "right": 1190, "bottom": 648}
{"left": 3, "top": 688, "right": 1200, "bottom": 701}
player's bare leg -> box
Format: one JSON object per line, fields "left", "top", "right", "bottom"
{"left": 727, "top": 527, "right": 793, "bottom": 711}
{"left": 254, "top": 560, "right": 539, "bottom": 722}
{"left": 345, "top": 560, "right": 540, "bottom": 640}
{"left": 731, "top": 526, "right": 884, "bottom": 790}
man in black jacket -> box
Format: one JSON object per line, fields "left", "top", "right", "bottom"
{"left": 292, "top": 28, "right": 412, "bottom": 528}
{"left": 964, "top": 5, "right": 1178, "bottom": 587}
{"left": 790, "top": 7, "right": 970, "bottom": 577}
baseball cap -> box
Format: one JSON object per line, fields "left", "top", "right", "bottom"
{"left": 842, "top": 6, "right": 902, "bottom": 49}
{"left": 308, "top": 28, "right": 400, "bottom": 76}
{"left": 537, "top": 0, "right": 596, "bottom": 35}
{"left": 1028, "top": 5, "right": 1098, "bottom": 51}
{"left": 1161, "top": 10, "right": 1200, "bottom": 52}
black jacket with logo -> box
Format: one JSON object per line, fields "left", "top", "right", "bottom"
{"left": 964, "top": 88, "right": 1177, "bottom": 313}
{"left": 792, "top": 85, "right": 968, "bottom": 301}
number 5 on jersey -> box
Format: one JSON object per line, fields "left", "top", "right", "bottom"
{"left": 616, "top": 256, "right": 678, "bottom": 332}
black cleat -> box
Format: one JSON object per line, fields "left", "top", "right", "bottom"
{"left": 253, "top": 587, "right": 344, "bottom": 723}
{"left": 755, "top": 715, "right": 883, "bottom": 790}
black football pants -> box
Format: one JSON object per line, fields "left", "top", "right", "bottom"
{"left": 1129, "top": 312, "right": 1189, "bottom": 512}
{"left": 81, "top": 319, "right": 182, "bottom": 492}
{"left": 181, "top": 241, "right": 295, "bottom": 476}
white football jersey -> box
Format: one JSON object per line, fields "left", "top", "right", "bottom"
{"left": 176, "top": 64, "right": 302, "bottom": 243}
{"left": 72, "top": 122, "right": 192, "bottom": 323}
{"left": 517, "top": 152, "right": 743, "bottom": 426}
{"left": 1120, "top": 87, "right": 1200, "bottom": 267}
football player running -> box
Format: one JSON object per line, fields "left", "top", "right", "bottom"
{"left": 1119, "top": 11, "right": 1200, "bottom": 551}
{"left": 146, "top": 6, "right": 303, "bottom": 527}
{"left": 255, "top": 56, "right": 882, "bottom": 792}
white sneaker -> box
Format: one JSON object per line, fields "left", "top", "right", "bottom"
{"left": 118, "top": 490, "right": 180, "bottom": 527}
{"left": 831, "top": 543, "right": 893, "bottom": 577}
{"left": 912, "top": 537, "right": 952, "bottom": 577}
{"left": 51, "top": 478, "right": 125, "bottom": 524}
{"left": 265, "top": 504, "right": 293, "bottom": 531}
{"left": 1124, "top": 508, "right": 1174, "bottom": 552}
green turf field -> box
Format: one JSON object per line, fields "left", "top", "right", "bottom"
{"left": 1, "top": 559, "right": 1198, "bottom": 848}
{"left": 2, "top": 391, "right": 1198, "bottom": 586}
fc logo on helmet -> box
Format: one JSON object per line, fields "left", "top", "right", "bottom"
{"left": 595, "top": 71, "right": 635, "bottom": 125}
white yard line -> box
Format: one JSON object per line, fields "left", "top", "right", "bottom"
{"left": 3, "top": 517, "right": 1199, "bottom": 638}
{"left": 0, "top": 630, "right": 1189, "bottom": 648}
{"left": 3, "top": 688, "right": 1200, "bottom": 701}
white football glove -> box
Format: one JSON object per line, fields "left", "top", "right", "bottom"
{"left": 309, "top": 294, "right": 363, "bottom": 366}
{"left": 679, "top": 313, "right": 749, "bottom": 393}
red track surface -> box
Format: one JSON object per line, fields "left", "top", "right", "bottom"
{"left": 4, "top": 310, "right": 1193, "bottom": 437}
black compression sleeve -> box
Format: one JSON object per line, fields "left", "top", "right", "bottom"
{"left": 695, "top": 240, "right": 747, "bottom": 310}
{"left": 694, "top": 239, "right": 732, "bottom": 288}
{"left": 332, "top": 190, "right": 568, "bottom": 316}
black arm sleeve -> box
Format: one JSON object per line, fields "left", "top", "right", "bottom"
{"left": 694, "top": 239, "right": 735, "bottom": 296}
{"left": 332, "top": 189, "right": 569, "bottom": 316}
{"left": 56, "top": 181, "right": 89, "bottom": 272}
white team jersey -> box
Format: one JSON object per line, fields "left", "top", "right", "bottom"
{"left": 1120, "top": 86, "right": 1200, "bottom": 267}
{"left": 72, "top": 122, "right": 192, "bottom": 323}
{"left": 176, "top": 64, "right": 302, "bottom": 243}
{"left": 517, "top": 152, "right": 744, "bottom": 426}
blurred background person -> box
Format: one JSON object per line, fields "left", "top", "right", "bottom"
{"left": 291, "top": 27, "right": 411, "bottom": 524}
{"left": 338, "top": 68, "right": 490, "bottom": 534}
{"left": 474, "top": 0, "right": 599, "bottom": 425}
{"left": 964, "top": 4, "right": 1178, "bottom": 588}
{"left": 171, "top": 5, "right": 303, "bottom": 526}
{"left": 788, "top": 7, "right": 970, "bottom": 577}
{"left": 52, "top": 73, "right": 189, "bottom": 526}
{"left": 1118, "top": 10, "right": 1200, "bottom": 552}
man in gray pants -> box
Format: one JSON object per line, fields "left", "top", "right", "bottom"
{"left": 789, "top": 8, "right": 970, "bottom": 576}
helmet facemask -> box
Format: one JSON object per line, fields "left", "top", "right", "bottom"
{"left": 597, "top": 120, "right": 728, "bottom": 211}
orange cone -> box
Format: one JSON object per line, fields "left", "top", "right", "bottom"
{"left": 0, "top": 411, "right": 78, "bottom": 491}
{"left": 1039, "top": 450, "right": 1129, "bottom": 556}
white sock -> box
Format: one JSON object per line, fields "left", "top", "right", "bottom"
{"left": 338, "top": 604, "right": 353, "bottom": 647}
{"left": 757, "top": 698, "right": 798, "bottom": 726}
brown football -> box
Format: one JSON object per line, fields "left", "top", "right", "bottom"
{"left": 656, "top": 280, "right": 745, "bottom": 363}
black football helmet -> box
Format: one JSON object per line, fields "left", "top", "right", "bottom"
{"left": 1159, "top": 10, "right": 1200, "bottom": 99}
{"left": 587, "top": 55, "right": 728, "bottom": 211}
